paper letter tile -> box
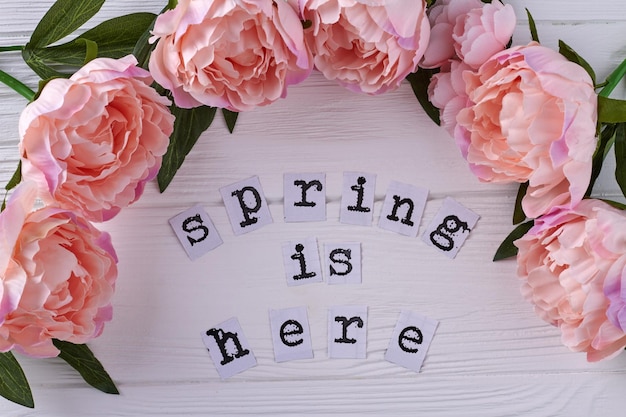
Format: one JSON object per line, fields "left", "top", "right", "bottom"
{"left": 284, "top": 172, "right": 326, "bottom": 222}
{"left": 385, "top": 310, "right": 438, "bottom": 373}
{"left": 328, "top": 305, "right": 368, "bottom": 359}
{"left": 378, "top": 181, "right": 428, "bottom": 237}
{"left": 324, "top": 242, "right": 362, "bottom": 285}
{"left": 220, "top": 176, "right": 273, "bottom": 235}
{"left": 340, "top": 172, "right": 376, "bottom": 226}
{"left": 269, "top": 307, "right": 314, "bottom": 362}
{"left": 421, "top": 197, "right": 480, "bottom": 258}
{"left": 169, "top": 205, "right": 222, "bottom": 260}
{"left": 282, "top": 237, "right": 323, "bottom": 286}
{"left": 202, "top": 317, "right": 257, "bottom": 379}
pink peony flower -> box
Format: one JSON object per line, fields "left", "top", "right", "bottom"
{"left": 420, "top": 0, "right": 482, "bottom": 69}
{"left": 299, "top": 0, "right": 430, "bottom": 94}
{"left": 427, "top": 59, "right": 472, "bottom": 138}
{"left": 456, "top": 43, "right": 597, "bottom": 218}
{"left": 601, "top": 225, "right": 626, "bottom": 334}
{"left": 149, "top": 0, "right": 312, "bottom": 111}
{"left": 19, "top": 55, "right": 174, "bottom": 223}
{"left": 452, "top": 0, "right": 516, "bottom": 69}
{"left": 515, "top": 199, "right": 626, "bottom": 362}
{"left": 0, "top": 182, "right": 118, "bottom": 358}
{"left": 605, "top": 257, "right": 626, "bottom": 331}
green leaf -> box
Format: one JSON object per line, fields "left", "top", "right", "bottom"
{"left": 222, "top": 109, "right": 239, "bottom": 133}
{"left": 406, "top": 68, "right": 440, "bottom": 125}
{"left": 27, "top": 13, "right": 157, "bottom": 74}
{"left": 493, "top": 220, "right": 534, "bottom": 261}
{"left": 614, "top": 123, "right": 626, "bottom": 199}
{"left": 133, "top": 18, "right": 158, "bottom": 70}
{"left": 0, "top": 45, "right": 23, "bottom": 53}
{"left": 0, "top": 69, "right": 36, "bottom": 101}
{"left": 79, "top": 13, "right": 156, "bottom": 59}
{"left": 158, "top": 105, "right": 218, "bottom": 192}
{"left": 133, "top": 1, "right": 174, "bottom": 70}
{"left": 526, "top": 8, "right": 539, "bottom": 43}
{"left": 586, "top": 123, "right": 617, "bottom": 196}
{"left": 512, "top": 182, "right": 528, "bottom": 225}
{"left": 52, "top": 340, "right": 119, "bottom": 395}
{"left": 28, "top": 0, "right": 105, "bottom": 48}
{"left": 21, "top": 48, "right": 65, "bottom": 80}
{"left": 0, "top": 352, "right": 34, "bottom": 408}
{"left": 598, "top": 96, "right": 626, "bottom": 124}
{"left": 75, "top": 38, "right": 98, "bottom": 64}
{"left": 599, "top": 57, "right": 626, "bottom": 98}
{"left": 5, "top": 161, "right": 22, "bottom": 192}
{"left": 558, "top": 40, "right": 596, "bottom": 85}
{"left": 0, "top": 159, "right": 19, "bottom": 212}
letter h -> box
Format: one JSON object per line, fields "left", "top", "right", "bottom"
{"left": 205, "top": 328, "right": 250, "bottom": 365}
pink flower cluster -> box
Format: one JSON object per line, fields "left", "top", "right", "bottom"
{"left": 0, "top": 183, "right": 118, "bottom": 357}
{"left": 4, "top": 0, "right": 623, "bottom": 365}
{"left": 20, "top": 56, "right": 175, "bottom": 223}
{"left": 424, "top": 0, "right": 595, "bottom": 220}
{"left": 148, "top": 0, "right": 431, "bottom": 111}
{"left": 422, "top": 0, "right": 626, "bottom": 361}
{"left": 515, "top": 200, "right": 626, "bottom": 362}
{"left": 1, "top": 55, "right": 174, "bottom": 357}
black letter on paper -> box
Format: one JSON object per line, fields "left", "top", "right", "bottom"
{"left": 293, "top": 179, "right": 323, "bottom": 208}
{"left": 329, "top": 248, "right": 353, "bottom": 276}
{"left": 347, "top": 177, "right": 371, "bottom": 213}
{"left": 386, "top": 195, "right": 415, "bottom": 226}
{"left": 429, "top": 215, "right": 470, "bottom": 252}
{"left": 205, "top": 328, "right": 251, "bottom": 365}
{"left": 334, "top": 316, "right": 364, "bottom": 344}
{"left": 291, "top": 243, "right": 317, "bottom": 280}
{"left": 279, "top": 320, "right": 304, "bottom": 347}
{"left": 231, "top": 186, "right": 262, "bottom": 228}
{"left": 182, "top": 214, "right": 209, "bottom": 246}
{"left": 398, "top": 326, "right": 423, "bottom": 353}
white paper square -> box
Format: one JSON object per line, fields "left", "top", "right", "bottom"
{"left": 384, "top": 310, "right": 438, "bottom": 373}
{"left": 378, "top": 181, "right": 428, "bottom": 237}
{"left": 421, "top": 197, "right": 480, "bottom": 258}
{"left": 340, "top": 172, "right": 376, "bottom": 226}
{"left": 282, "top": 237, "right": 323, "bottom": 286}
{"left": 284, "top": 173, "right": 326, "bottom": 222}
{"left": 169, "top": 205, "right": 222, "bottom": 260}
{"left": 220, "top": 176, "right": 273, "bottom": 235}
{"left": 328, "top": 306, "right": 368, "bottom": 359}
{"left": 324, "top": 242, "right": 362, "bottom": 285}
{"left": 202, "top": 317, "right": 257, "bottom": 379}
{"left": 269, "top": 307, "right": 314, "bottom": 362}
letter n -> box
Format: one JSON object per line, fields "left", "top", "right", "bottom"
{"left": 386, "top": 195, "right": 415, "bottom": 226}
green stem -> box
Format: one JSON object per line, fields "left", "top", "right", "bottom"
{"left": 600, "top": 58, "right": 626, "bottom": 98}
{"left": 166, "top": 0, "right": 178, "bottom": 10}
{"left": 0, "top": 45, "right": 23, "bottom": 53}
{"left": 0, "top": 69, "right": 35, "bottom": 101}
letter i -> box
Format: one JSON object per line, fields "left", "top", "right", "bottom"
{"left": 348, "top": 177, "right": 371, "bottom": 213}
{"left": 291, "top": 244, "right": 316, "bottom": 280}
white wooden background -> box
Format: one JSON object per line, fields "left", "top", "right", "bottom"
{"left": 1, "top": 1, "right": 626, "bottom": 415}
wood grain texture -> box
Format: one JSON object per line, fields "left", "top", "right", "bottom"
{"left": 1, "top": 1, "right": 626, "bottom": 415}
